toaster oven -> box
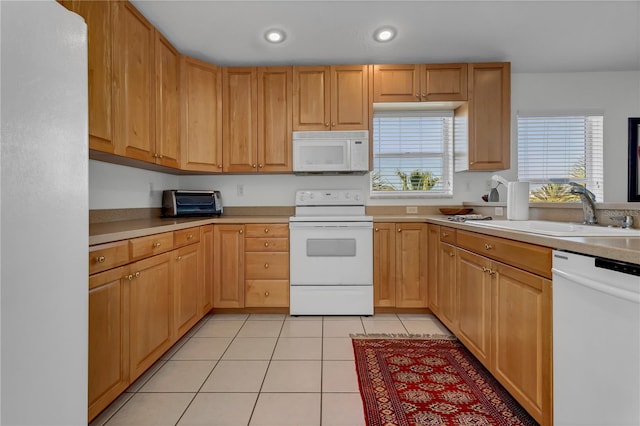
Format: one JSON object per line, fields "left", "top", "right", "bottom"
{"left": 162, "top": 190, "right": 223, "bottom": 217}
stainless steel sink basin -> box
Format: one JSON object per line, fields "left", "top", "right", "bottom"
{"left": 465, "top": 220, "right": 640, "bottom": 237}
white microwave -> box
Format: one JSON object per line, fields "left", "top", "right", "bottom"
{"left": 292, "top": 130, "right": 369, "bottom": 174}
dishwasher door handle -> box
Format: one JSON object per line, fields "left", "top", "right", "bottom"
{"left": 552, "top": 268, "right": 640, "bottom": 304}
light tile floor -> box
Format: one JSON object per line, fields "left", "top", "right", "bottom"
{"left": 91, "top": 313, "right": 452, "bottom": 426}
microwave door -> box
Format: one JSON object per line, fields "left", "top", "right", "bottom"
{"left": 294, "top": 139, "right": 351, "bottom": 172}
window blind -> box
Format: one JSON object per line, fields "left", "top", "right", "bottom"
{"left": 517, "top": 113, "right": 604, "bottom": 202}
{"left": 371, "top": 110, "right": 453, "bottom": 197}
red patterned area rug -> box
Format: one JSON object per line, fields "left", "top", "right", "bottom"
{"left": 352, "top": 338, "right": 538, "bottom": 426}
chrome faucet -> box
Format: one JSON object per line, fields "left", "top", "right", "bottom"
{"left": 569, "top": 182, "right": 598, "bottom": 225}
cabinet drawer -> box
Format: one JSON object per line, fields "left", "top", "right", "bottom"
{"left": 174, "top": 227, "right": 200, "bottom": 248}
{"left": 245, "top": 224, "right": 288, "bottom": 238}
{"left": 440, "top": 227, "right": 457, "bottom": 244}
{"left": 89, "top": 241, "right": 129, "bottom": 275}
{"left": 129, "top": 232, "right": 174, "bottom": 260}
{"left": 456, "top": 230, "right": 552, "bottom": 278}
{"left": 245, "top": 237, "right": 289, "bottom": 252}
{"left": 245, "top": 280, "right": 289, "bottom": 307}
{"left": 245, "top": 252, "right": 289, "bottom": 279}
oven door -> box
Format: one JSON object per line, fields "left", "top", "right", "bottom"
{"left": 289, "top": 221, "right": 373, "bottom": 286}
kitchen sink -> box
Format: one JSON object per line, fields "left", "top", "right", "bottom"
{"left": 464, "top": 220, "right": 640, "bottom": 237}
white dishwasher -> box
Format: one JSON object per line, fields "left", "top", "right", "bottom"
{"left": 552, "top": 250, "right": 640, "bottom": 426}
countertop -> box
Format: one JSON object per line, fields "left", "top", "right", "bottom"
{"left": 90, "top": 214, "right": 640, "bottom": 264}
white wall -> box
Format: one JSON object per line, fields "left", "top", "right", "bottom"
{"left": 89, "top": 71, "right": 640, "bottom": 208}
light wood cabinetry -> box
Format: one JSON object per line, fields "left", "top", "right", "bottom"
{"left": 88, "top": 266, "right": 129, "bottom": 422}
{"left": 199, "top": 225, "right": 214, "bottom": 315}
{"left": 213, "top": 224, "right": 245, "bottom": 307}
{"left": 244, "top": 224, "right": 290, "bottom": 307}
{"left": 456, "top": 62, "right": 511, "bottom": 171}
{"left": 426, "top": 224, "right": 439, "bottom": 313}
{"left": 154, "top": 32, "right": 181, "bottom": 168}
{"left": 128, "top": 252, "right": 173, "bottom": 380}
{"left": 61, "top": 0, "right": 116, "bottom": 154}
{"left": 88, "top": 225, "right": 211, "bottom": 421}
{"left": 431, "top": 225, "right": 552, "bottom": 425}
{"left": 223, "top": 67, "right": 292, "bottom": 173}
{"left": 293, "top": 65, "right": 369, "bottom": 131}
{"left": 373, "top": 222, "right": 427, "bottom": 308}
{"left": 180, "top": 57, "right": 223, "bottom": 172}
{"left": 373, "top": 63, "right": 467, "bottom": 102}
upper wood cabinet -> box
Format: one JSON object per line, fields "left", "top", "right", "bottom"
{"left": 257, "top": 67, "right": 293, "bottom": 172}
{"left": 293, "top": 65, "right": 369, "bottom": 131}
{"left": 373, "top": 63, "right": 468, "bottom": 102}
{"left": 180, "top": 56, "right": 223, "bottom": 172}
{"left": 112, "top": 1, "right": 180, "bottom": 167}
{"left": 62, "top": 1, "right": 116, "bottom": 154}
{"left": 223, "top": 67, "right": 293, "bottom": 173}
{"left": 456, "top": 62, "right": 511, "bottom": 171}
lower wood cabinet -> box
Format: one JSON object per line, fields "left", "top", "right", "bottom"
{"left": 213, "top": 224, "right": 245, "bottom": 308}
{"left": 88, "top": 266, "right": 129, "bottom": 422}
{"left": 128, "top": 252, "right": 173, "bottom": 381}
{"left": 373, "top": 222, "right": 428, "bottom": 308}
{"left": 244, "top": 224, "right": 289, "bottom": 307}
{"left": 429, "top": 224, "right": 552, "bottom": 425}
{"left": 88, "top": 225, "right": 212, "bottom": 421}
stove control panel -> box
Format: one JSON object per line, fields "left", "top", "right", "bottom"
{"left": 295, "top": 189, "right": 364, "bottom": 206}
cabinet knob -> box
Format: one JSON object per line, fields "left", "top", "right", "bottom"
{"left": 252, "top": 163, "right": 257, "bottom": 168}
{"left": 442, "top": 232, "right": 448, "bottom": 238}
{"left": 331, "top": 122, "right": 336, "bottom": 127}
{"left": 187, "top": 234, "right": 193, "bottom": 240}
{"left": 449, "top": 251, "right": 455, "bottom": 257}
{"left": 482, "top": 266, "right": 489, "bottom": 273}
{"left": 126, "top": 274, "right": 134, "bottom": 281}
{"left": 177, "top": 255, "right": 182, "bottom": 261}
{"left": 239, "top": 229, "right": 243, "bottom": 234}
{"left": 264, "top": 242, "right": 270, "bottom": 247}
{"left": 265, "top": 291, "right": 270, "bottom": 297}
{"left": 259, "top": 164, "right": 264, "bottom": 168}
{"left": 484, "top": 243, "right": 493, "bottom": 250}
{"left": 422, "top": 93, "right": 427, "bottom": 98}
{"left": 158, "top": 154, "right": 163, "bottom": 159}
{"left": 264, "top": 263, "right": 269, "bottom": 269}
{"left": 153, "top": 242, "right": 161, "bottom": 248}
{"left": 374, "top": 228, "right": 379, "bottom": 232}
{"left": 489, "top": 270, "right": 497, "bottom": 276}
{"left": 397, "top": 228, "right": 402, "bottom": 232}
{"left": 264, "top": 228, "right": 269, "bottom": 233}
{"left": 324, "top": 123, "right": 329, "bottom": 127}
{"left": 218, "top": 164, "right": 222, "bottom": 168}
{"left": 134, "top": 271, "right": 140, "bottom": 278}
{"left": 96, "top": 256, "right": 106, "bottom": 263}
{"left": 415, "top": 93, "right": 420, "bottom": 99}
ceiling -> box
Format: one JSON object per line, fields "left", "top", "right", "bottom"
{"left": 131, "top": 0, "right": 640, "bottom": 73}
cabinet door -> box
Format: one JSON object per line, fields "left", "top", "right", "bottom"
{"left": 129, "top": 252, "right": 173, "bottom": 381}
{"left": 395, "top": 223, "right": 428, "bottom": 308}
{"left": 223, "top": 67, "right": 258, "bottom": 172}
{"left": 373, "top": 223, "right": 396, "bottom": 307}
{"left": 293, "top": 66, "right": 330, "bottom": 130}
{"left": 437, "top": 242, "right": 457, "bottom": 332}
{"left": 114, "top": 1, "right": 156, "bottom": 162}
{"left": 467, "top": 62, "right": 510, "bottom": 170}
{"left": 181, "top": 57, "right": 223, "bottom": 172}
{"left": 257, "top": 67, "right": 292, "bottom": 172}
{"left": 173, "top": 243, "right": 200, "bottom": 337}
{"left": 331, "top": 65, "right": 369, "bottom": 130}
{"left": 422, "top": 63, "right": 468, "bottom": 101}
{"left": 426, "top": 225, "right": 439, "bottom": 313}
{"left": 199, "top": 225, "right": 214, "bottom": 315}
{"left": 492, "top": 262, "right": 552, "bottom": 425}
{"left": 154, "top": 32, "right": 180, "bottom": 168}
{"left": 88, "top": 266, "right": 129, "bottom": 422}
{"left": 62, "top": 1, "right": 115, "bottom": 153}
{"left": 372, "top": 64, "right": 419, "bottom": 102}
{"left": 213, "top": 225, "right": 245, "bottom": 308}
{"left": 455, "top": 248, "right": 492, "bottom": 367}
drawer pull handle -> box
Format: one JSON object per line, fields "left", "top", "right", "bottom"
{"left": 187, "top": 234, "right": 193, "bottom": 240}
{"left": 265, "top": 291, "right": 270, "bottom": 297}
{"left": 442, "top": 232, "right": 449, "bottom": 238}
{"left": 96, "top": 256, "right": 106, "bottom": 263}
{"left": 239, "top": 229, "right": 243, "bottom": 234}
{"left": 177, "top": 256, "right": 182, "bottom": 261}
{"left": 484, "top": 244, "right": 493, "bottom": 250}
{"left": 153, "top": 242, "right": 161, "bottom": 248}
{"left": 264, "top": 263, "right": 269, "bottom": 269}
{"left": 264, "top": 242, "right": 270, "bottom": 247}
{"left": 449, "top": 251, "right": 455, "bottom": 257}
{"left": 264, "top": 228, "right": 269, "bottom": 233}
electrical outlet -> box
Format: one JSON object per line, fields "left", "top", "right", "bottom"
{"left": 495, "top": 207, "right": 504, "bottom": 216}
{"left": 237, "top": 184, "right": 244, "bottom": 196}
{"left": 406, "top": 206, "right": 418, "bottom": 214}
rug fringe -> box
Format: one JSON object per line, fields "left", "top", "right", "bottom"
{"left": 350, "top": 333, "right": 457, "bottom": 340}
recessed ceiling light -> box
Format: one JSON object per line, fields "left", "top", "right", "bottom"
{"left": 264, "top": 28, "right": 286, "bottom": 44}
{"left": 373, "top": 26, "right": 396, "bottom": 43}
